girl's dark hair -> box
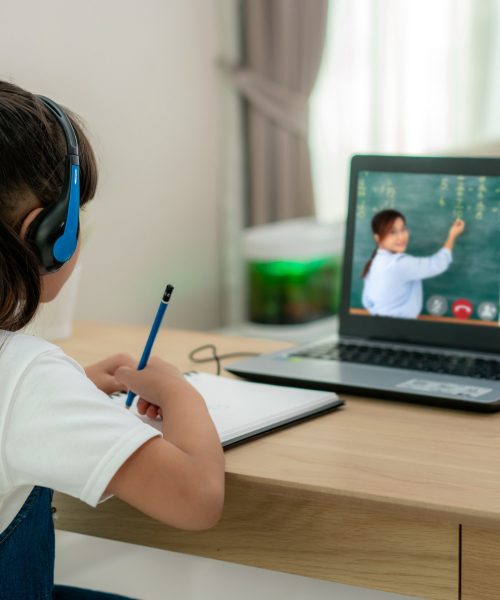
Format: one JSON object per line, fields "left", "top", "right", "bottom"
{"left": 0, "top": 80, "right": 98, "bottom": 331}
{"left": 361, "top": 209, "right": 406, "bottom": 278}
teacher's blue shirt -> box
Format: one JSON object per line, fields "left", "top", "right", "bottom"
{"left": 362, "top": 247, "right": 452, "bottom": 318}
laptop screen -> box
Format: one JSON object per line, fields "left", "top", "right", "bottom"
{"left": 340, "top": 156, "right": 500, "bottom": 352}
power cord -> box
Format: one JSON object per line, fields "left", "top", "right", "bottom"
{"left": 188, "top": 344, "right": 259, "bottom": 376}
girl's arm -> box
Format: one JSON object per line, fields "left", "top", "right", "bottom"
{"left": 106, "top": 357, "right": 225, "bottom": 530}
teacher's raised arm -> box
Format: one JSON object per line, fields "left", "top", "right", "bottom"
{"left": 443, "top": 218, "right": 466, "bottom": 252}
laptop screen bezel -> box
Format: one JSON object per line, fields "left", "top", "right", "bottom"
{"left": 339, "top": 154, "right": 500, "bottom": 353}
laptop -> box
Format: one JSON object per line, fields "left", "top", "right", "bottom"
{"left": 227, "top": 154, "right": 500, "bottom": 411}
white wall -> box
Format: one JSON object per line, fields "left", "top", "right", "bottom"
{"left": 0, "top": 0, "right": 223, "bottom": 330}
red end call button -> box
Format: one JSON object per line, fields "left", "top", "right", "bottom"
{"left": 451, "top": 298, "right": 473, "bottom": 320}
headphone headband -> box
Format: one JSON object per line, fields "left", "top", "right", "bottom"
{"left": 25, "top": 96, "right": 81, "bottom": 273}
{"left": 37, "top": 95, "right": 79, "bottom": 157}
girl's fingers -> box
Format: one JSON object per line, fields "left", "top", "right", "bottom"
{"left": 146, "top": 404, "right": 159, "bottom": 419}
{"left": 105, "top": 353, "right": 137, "bottom": 371}
{"left": 107, "top": 376, "right": 128, "bottom": 394}
{"left": 134, "top": 397, "right": 161, "bottom": 420}
{"left": 136, "top": 397, "right": 149, "bottom": 414}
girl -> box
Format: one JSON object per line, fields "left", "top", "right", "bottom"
{"left": 0, "top": 81, "right": 224, "bottom": 599}
{"left": 361, "top": 209, "right": 465, "bottom": 318}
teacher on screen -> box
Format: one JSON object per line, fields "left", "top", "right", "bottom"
{"left": 361, "top": 209, "right": 465, "bottom": 318}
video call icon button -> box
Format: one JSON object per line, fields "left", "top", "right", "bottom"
{"left": 452, "top": 298, "right": 473, "bottom": 320}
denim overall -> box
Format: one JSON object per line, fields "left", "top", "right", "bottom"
{"left": 0, "top": 486, "right": 137, "bottom": 599}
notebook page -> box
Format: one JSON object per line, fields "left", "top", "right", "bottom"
{"left": 111, "top": 372, "right": 342, "bottom": 445}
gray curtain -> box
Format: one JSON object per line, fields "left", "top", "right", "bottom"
{"left": 236, "top": 0, "right": 329, "bottom": 226}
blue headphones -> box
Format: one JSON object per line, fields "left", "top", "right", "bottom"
{"left": 26, "top": 95, "right": 80, "bottom": 273}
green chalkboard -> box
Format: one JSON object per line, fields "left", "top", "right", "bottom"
{"left": 350, "top": 171, "right": 500, "bottom": 321}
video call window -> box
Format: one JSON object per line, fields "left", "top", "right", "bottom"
{"left": 349, "top": 171, "right": 500, "bottom": 327}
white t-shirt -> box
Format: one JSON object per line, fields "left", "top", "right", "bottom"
{"left": 0, "top": 331, "right": 161, "bottom": 534}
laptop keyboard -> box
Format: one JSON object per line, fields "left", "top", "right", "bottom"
{"left": 291, "top": 342, "right": 500, "bottom": 380}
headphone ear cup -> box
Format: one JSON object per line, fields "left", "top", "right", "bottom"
{"left": 28, "top": 96, "right": 81, "bottom": 273}
{"left": 26, "top": 201, "right": 77, "bottom": 273}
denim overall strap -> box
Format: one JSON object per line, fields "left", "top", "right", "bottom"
{"left": 0, "top": 485, "right": 55, "bottom": 600}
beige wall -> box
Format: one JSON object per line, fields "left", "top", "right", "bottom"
{"left": 0, "top": 0, "right": 223, "bottom": 330}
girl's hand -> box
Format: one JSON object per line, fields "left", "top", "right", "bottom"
{"left": 85, "top": 353, "right": 137, "bottom": 395}
{"left": 448, "top": 218, "right": 465, "bottom": 239}
{"left": 115, "top": 356, "right": 188, "bottom": 419}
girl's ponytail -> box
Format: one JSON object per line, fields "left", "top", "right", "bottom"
{"left": 0, "top": 220, "right": 40, "bottom": 331}
{"left": 361, "top": 247, "right": 377, "bottom": 279}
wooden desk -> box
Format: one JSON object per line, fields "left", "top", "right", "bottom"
{"left": 54, "top": 322, "right": 500, "bottom": 600}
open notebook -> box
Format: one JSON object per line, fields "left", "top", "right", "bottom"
{"left": 112, "top": 372, "right": 344, "bottom": 448}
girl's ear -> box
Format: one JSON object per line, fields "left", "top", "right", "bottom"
{"left": 374, "top": 234, "right": 380, "bottom": 244}
{"left": 19, "top": 207, "right": 44, "bottom": 240}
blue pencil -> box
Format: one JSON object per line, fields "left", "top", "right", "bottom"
{"left": 125, "top": 284, "right": 174, "bottom": 409}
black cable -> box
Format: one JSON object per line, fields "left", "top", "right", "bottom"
{"left": 188, "top": 344, "right": 259, "bottom": 376}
